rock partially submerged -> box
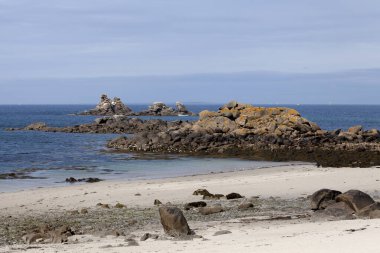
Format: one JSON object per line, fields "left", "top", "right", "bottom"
{"left": 65, "top": 177, "right": 102, "bottom": 183}
{"left": 79, "top": 94, "right": 132, "bottom": 116}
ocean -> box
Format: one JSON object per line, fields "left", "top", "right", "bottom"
{"left": 1, "top": 104, "right": 380, "bottom": 192}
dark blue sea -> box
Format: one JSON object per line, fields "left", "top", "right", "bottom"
{"left": 1, "top": 104, "right": 379, "bottom": 192}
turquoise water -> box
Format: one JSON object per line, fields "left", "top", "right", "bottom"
{"left": 1, "top": 104, "right": 379, "bottom": 192}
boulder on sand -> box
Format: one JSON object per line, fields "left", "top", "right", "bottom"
{"left": 335, "top": 190, "right": 375, "bottom": 213}
{"left": 158, "top": 206, "right": 192, "bottom": 237}
{"left": 184, "top": 201, "right": 207, "bottom": 210}
{"left": 310, "top": 189, "right": 342, "bottom": 210}
{"left": 356, "top": 202, "right": 380, "bottom": 218}
{"left": 199, "top": 206, "right": 223, "bottom": 215}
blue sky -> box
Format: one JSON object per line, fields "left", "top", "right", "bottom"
{"left": 0, "top": 0, "right": 380, "bottom": 104}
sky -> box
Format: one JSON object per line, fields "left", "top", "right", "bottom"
{"left": 0, "top": 0, "right": 380, "bottom": 104}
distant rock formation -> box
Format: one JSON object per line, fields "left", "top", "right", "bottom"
{"left": 130, "top": 101, "right": 196, "bottom": 116}
{"left": 78, "top": 95, "right": 195, "bottom": 116}
{"left": 176, "top": 102, "right": 194, "bottom": 115}
{"left": 78, "top": 94, "right": 132, "bottom": 116}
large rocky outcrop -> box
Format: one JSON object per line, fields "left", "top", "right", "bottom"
{"left": 107, "top": 101, "right": 380, "bottom": 167}
{"left": 79, "top": 94, "right": 132, "bottom": 116}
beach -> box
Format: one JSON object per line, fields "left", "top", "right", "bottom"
{"left": 1, "top": 164, "right": 380, "bottom": 252}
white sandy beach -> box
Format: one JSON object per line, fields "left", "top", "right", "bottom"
{"left": 1, "top": 164, "right": 380, "bottom": 252}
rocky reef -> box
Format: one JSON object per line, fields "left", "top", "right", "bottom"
{"left": 17, "top": 117, "right": 188, "bottom": 134}
{"left": 12, "top": 101, "right": 380, "bottom": 167}
{"left": 78, "top": 94, "right": 195, "bottom": 116}
{"left": 107, "top": 101, "right": 380, "bottom": 167}
{"left": 79, "top": 94, "right": 132, "bottom": 116}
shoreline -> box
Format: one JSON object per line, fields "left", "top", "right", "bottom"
{"left": 0, "top": 160, "right": 309, "bottom": 194}
{"left": 1, "top": 164, "right": 380, "bottom": 215}
{"left": 2, "top": 164, "right": 380, "bottom": 252}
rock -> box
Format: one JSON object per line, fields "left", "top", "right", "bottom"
{"left": 115, "top": 203, "right": 126, "bottom": 209}
{"left": 348, "top": 125, "right": 363, "bottom": 134}
{"left": 158, "top": 206, "right": 192, "bottom": 237}
{"left": 154, "top": 199, "right": 162, "bottom": 206}
{"left": 196, "top": 116, "right": 237, "bottom": 134}
{"left": 176, "top": 102, "right": 194, "bottom": 115}
{"left": 199, "top": 206, "right": 223, "bottom": 215}
{"left": 226, "top": 192, "right": 244, "bottom": 200}
{"left": 310, "top": 189, "right": 342, "bottom": 210}
{"left": 82, "top": 178, "right": 102, "bottom": 183}
{"left": 193, "top": 189, "right": 223, "bottom": 199}
{"left": 336, "top": 190, "right": 375, "bottom": 212}
{"left": 238, "top": 202, "right": 254, "bottom": 210}
{"left": 22, "top": 233, "right": 47, "bottom": 244}
{"left": 94, "top": 117, "right": 108, "bottom": 124}
{"left": 184, "top": 201, "right": 207, "bottom": 210}
{"left": 140, "top": 233, "right": 159, "bottom": 241}
{"left": 79, "top": 94, "right": 132, "bottom": 116}
{"left": 193, "top": 189, "right": 224, "bottom": 200}
{"left": 222, "top": 101, "right": 238, "bottom": 110}
{"left": 22, "top": 225, "right": 74, "bottom": 244}
{"left": 356, "top": 202, "right": 380, "bottom": 218}
{"left": 203, "top": 194, "right": 224, "bottom": 200}
{"left": 319, "top": 202, "right": 355, "bottom": 219}
{"left": 24, "top": 122, "right": 47, "bottom": 131}
{"left": 213, "top": 230, "right": 232, "bottom": 236}
{"left": 65, "top": 177, "right": 77, "bottom": 183}
{"left": 126, "top": 238, "right": 139, "bottom": 246}
{"left": 66, "top": 177, "right": 102, "bottom": 183}
{"left": 193, "top": 189, "right": 212, "bottom": 196}
{"left": 96, "top": 203, "right": 110, "bottom": 209}
{"left": 80, "top": 208, "right": 88, "bottom": 214}
{"left": 199, "top": 110, "right": 220, "bottom": 120}
{"left": 338, "top": 131, "right": 357, "bottom": 141}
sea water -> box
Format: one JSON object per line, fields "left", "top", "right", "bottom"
{"left": 1, "top": 104, "right": 379, "bottom": 192}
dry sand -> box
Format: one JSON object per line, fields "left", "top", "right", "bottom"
{"left": 1, "top": 164, "right": 380, "bottom": 252}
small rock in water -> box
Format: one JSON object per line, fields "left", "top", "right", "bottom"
{"left": 65, "top": 177, "right": 102, "bottom": 183}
